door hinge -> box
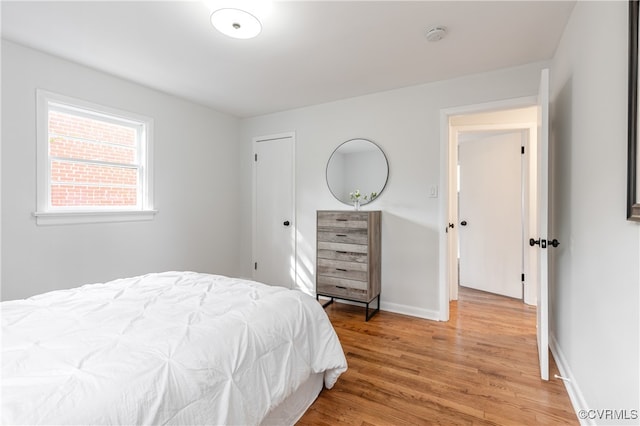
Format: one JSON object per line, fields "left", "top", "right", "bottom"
{"left": 254, "top": 262, "right": 257, "bottom": 270}
{"left": 254, "top": 153, "right": 257, "bottom": 162}
{"left": 521, "top": 273, "right": 525, "bottom": 282}
{"left": 521, "top": 146, "right": 525, "bottom": 154}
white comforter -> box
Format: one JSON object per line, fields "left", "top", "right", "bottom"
{"left": 1, "top": 272, "right": 347, "bottom": 425}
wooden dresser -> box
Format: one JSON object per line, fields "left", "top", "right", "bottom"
{"left": 316, "top": 210, "right": 381, "bottom": 320}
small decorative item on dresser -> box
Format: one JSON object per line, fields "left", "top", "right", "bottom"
{"left": 349, "top": 189, "right": 362, "bottom": 211}
{"left": 349, "top": 189, "right": 378, "bottom": 211}
{"left": 316, "top": 210, "right": 381, "bottom": 321}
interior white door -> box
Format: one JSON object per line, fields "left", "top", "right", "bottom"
{"left": 458, "top": 131, "right": 523, "bottom": 299}
{"left": 253, "top": 135, "right": 295, "bottom": 289}
{"left": 536, "top": 69, "right": 550, "bottom": 380}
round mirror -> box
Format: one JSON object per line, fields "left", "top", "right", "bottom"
{"left": 326, "top": 138, "right": 389, "bottom": 205}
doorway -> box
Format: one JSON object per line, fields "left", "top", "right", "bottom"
{"left": 439, "top": 70, "right": 551, "bottom": 382}
{"left": 440, "top": 101, "right": 539, "bottom": 316}
{"left": 252, "top": 132, "right": 296, "bottom": 289}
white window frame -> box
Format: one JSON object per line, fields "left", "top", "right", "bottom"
{"left": 35, "top": 90, "right": 157, "bottom": 225}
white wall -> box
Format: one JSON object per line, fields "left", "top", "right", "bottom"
{"left": 239, "top": 62, "right": 547, "bottom": 318}
{"left": 1, "top": 40, "right": 242, "bottom": 301}
{"left": 550, "top": 1, "right": 639, "bottom": 421}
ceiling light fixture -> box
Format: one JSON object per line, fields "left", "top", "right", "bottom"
{"left": 210, "top": 8, "right": 261, "bottom": 39}
{"left": 425, "top": 26, "right": 447, "bottom": 42}
{"left": 204, "top": 0, "right": 272, "bottom": 40}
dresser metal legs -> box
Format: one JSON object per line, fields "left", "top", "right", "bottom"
{"left": 365, "top": 295, "right": 380, "bottom": 321}
{"left": 317, "top": 294, "right": 380, "bottom": 321}
{"left": 320, "top": 296, "right": 334, "bottom": 308}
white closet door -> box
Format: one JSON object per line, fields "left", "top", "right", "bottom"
{"left": 458, "top": 130, "right": 523, "bottom": 299}
{"left": 253, "top": 135, "right": 295, "bottom": 289}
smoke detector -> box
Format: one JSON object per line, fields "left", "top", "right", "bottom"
{"left": 425, "top": 27, "right": 447, "bottom": 42}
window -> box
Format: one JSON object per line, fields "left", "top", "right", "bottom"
{"left": 35, "top": 90, "right": 156, "bottom": 225}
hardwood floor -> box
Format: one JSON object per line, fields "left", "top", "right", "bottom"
{"left": 298, "top": 287, "right": 577, "bottom": 425}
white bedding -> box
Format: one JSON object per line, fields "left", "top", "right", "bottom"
{"left": 1, "top": 271, "right": 347, "bottom": 425}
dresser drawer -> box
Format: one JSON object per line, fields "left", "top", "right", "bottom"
{"left": 317, "top": 258, "right": 367, "bottom": 281}
{"left": 317, "top": 211, "right": 369, "bottom": 229}
{"left": 316, "top": 274, "right": 368, "bottom": 291}
{"left": 317, "top": 229, "right": 368, "bottom": 245}
{"left": 317, "top": 241, "right": 368, "bottom": 253}
{"left": 317, "top": 247, "right": 367, "bottom": 263}
{"left": 317, "top": 241, "right": 367, "bottom": 262}
{"left": 317, "top": 277, "right": 368, "bottom": 302}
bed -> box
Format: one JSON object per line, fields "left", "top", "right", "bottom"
{"left": 1, "top": 271, "right": 347, "bottom": 425}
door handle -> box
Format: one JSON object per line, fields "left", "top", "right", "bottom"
{"left": 283, "top": 220, "right": 290, "bottom": 226}
{"left": 530, "top": 238, "right": 547, "bottom": 248}
{"left": 460, "top": 220, "right": 468, "bottom": 226}
{"left": 530, "top": 238, "right": 550, "bottom": 248}
{"left": 530, "top": 238, "right": 559, "bottom": 248}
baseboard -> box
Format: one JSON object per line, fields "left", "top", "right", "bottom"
{"left": 316, "top": 296, "right": 441, "bottom": 321}
{"left": 380, "top": 300, "right": 441, "bottom": 321}
{"left": 550, "top": 333, "right": 592, "bottom": 425}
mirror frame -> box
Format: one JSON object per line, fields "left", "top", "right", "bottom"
{"left": 326, "top": 138, "right": 389, "bottom": 206}
{"left": 628, "top": 0, "right": 640, "bottom": 221}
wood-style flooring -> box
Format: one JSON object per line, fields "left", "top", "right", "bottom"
{"left": 298, "top": 287, "right": 577, "bottom": 425}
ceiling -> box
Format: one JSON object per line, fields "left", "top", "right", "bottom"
{"left": 1, "top": 1, "right": 576, "bottom": 118}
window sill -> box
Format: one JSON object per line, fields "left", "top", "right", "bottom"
{"left": 33, "top": 210, "right": 158, "bottom": 226}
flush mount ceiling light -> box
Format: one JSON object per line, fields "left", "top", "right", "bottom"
{"left": 204, "top": 0, "right": 272, "bottom": 40}
{"left": 425, "top": 26, "right": 447, "bottom": 42}
{"left": 210, "top": 8, "right": 261, "bottom": 39}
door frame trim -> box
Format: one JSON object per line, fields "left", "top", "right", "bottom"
{"left": 438, "top": 97, "right": 536, "bottom": 321}
{"left": 252, "top": 131, "right": 296, "bottom": 288}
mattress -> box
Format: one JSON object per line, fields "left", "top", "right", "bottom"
{"left": 1, "top": 271, "right": 347, "bottom": 425}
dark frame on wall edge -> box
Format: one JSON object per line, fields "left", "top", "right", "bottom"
{"left": 628, "top": 0, "right": 640, "bottom": 221}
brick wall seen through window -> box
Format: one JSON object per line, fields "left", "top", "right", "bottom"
{"left": 48, "top": 109, "right": 141, "bottom": 208}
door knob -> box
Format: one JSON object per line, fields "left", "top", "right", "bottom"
{"left": 283, "top": 221, "right": 290, "bottom": 226}
{"left": 531, "top": 238, "right": 559, "bottom": 248}
{"left": 530, "top": 238, "right": 549, "bottom": 248}
{"left": 460, "top": 220, "right": 468, "bottom": 226}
